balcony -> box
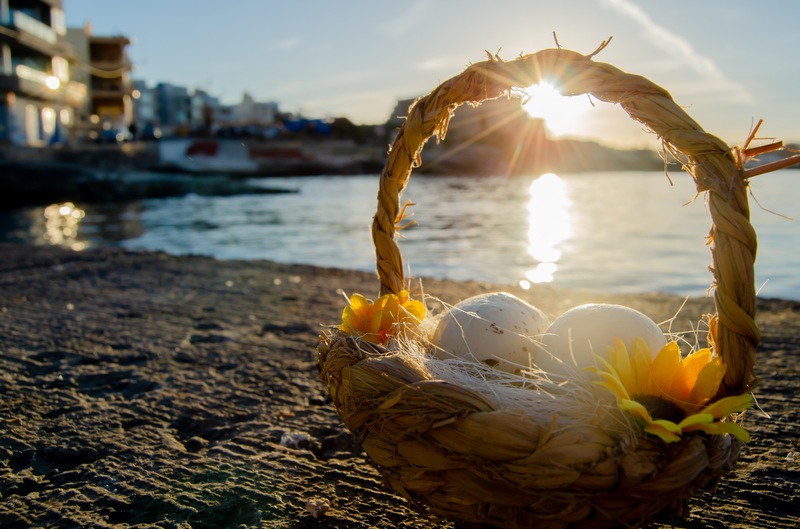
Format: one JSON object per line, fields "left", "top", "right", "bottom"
{"left": 63, "top": 80, "right": 88, "bottom": 106}
{"left": 15, "top": 63, "right": 54, "bottom": 85}
{"left": 5, "top": 64, "right": 84, "bottom": 105}
{"left": 10, "top": 10, "right": 57, "bottom": 44}
{"left": 91, "top": 77, "right": 131, "bottom": 95}
{"left": 91, "top": 59, "right": 131, "bottom": 72}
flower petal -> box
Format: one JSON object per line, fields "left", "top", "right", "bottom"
{"left": 650, "top": 419, "right": 682, "bottom": 434}
{"left": 644, "top": 420, "right": 682, "bottom": 443}
{"left": 349, "top": 293, "right": 370, "bottom": 310}
{"left": 677, "top": 412, "right": 714, "bottom": 429}
{"left": 631, "top": 339, "right": 655, "bottom": 394}
{"left": 667, "top": 348, "right": 705, "bottom": 400}
{"left": 594, "top": 371, "right": 631, "bottom": 401}
{"left": 682, "top": 421, "right": 751, "bottom": 443}
{"left": 699, "top": 394, "right": 754, "bottom": 419}
{"left": 340, "top": 305, "right": 364, "bottom": 333}
{"left": 609, "top": 339, "right": 634, "bottom": 389}
{"left": 371, "top": 305, "right": 385, "bottom": 332}
{"left": 593, "top": 353, "right": 617, "bottom": 375}
{"left": 650, "top": 342, "right": 682, "bottom": 398}
{"left": 680, "top": 348, "right": 713, "bottom": 385}
{"left": 402, "top": 299, "right": 427, "bottom": 322}
{"left": 686, "top": 357, "right": 726, "bottom": 406}
{"left": 620, "top": 399, "right": 653, "bottom": 422}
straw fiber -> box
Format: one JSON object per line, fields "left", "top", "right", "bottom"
{"left": 318, "top": 45, "right": 772, "bottom": 528}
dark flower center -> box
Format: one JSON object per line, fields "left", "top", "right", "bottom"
{"left": 632, "top": 394, "right": 687, "bottom": 423}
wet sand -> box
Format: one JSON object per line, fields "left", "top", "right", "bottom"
{"left": 0, "top": 244, "right": 797, "bottom": 528}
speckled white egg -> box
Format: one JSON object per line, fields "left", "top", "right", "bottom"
{"left": 537, "top": 303, "right": 666, "bottom": 376}
{"left": 431, "top": 292, "right": 550, "bottom": 373}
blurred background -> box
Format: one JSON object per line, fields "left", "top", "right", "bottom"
{"left": 1, "top": 0, "right": 798, "bottom": 299}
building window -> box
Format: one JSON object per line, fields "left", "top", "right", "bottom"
{"left": 50, "top": 8, "right": 67, "bottom": 36}
{"left": 60, "top": 108, "right": 72, "bottom": 126}
{"left": 42, "top": 107, "right": 56, "bottom": 135}
{"left": 25, "top": 104, "right": 40, "bottom": 144}
{"left": 52, "top": 56, "right": 69, "bottom": 82}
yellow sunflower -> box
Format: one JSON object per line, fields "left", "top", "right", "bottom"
{"left": 339, "top": 290, "right": 426, "bottom": 345}
{"left": 592, "top": 338, "right": 752, "bottom": 443}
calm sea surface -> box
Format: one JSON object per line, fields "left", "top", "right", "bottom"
{"left": 2, "top": 170, "right": 798, "bottom": 300}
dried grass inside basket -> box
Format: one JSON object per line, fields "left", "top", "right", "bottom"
{"left": 317, "top": 44, "right": 793, "bottom": 529}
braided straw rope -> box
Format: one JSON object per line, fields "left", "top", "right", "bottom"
{"left": 319, "top": 46, "right": 767, "bottom": 528}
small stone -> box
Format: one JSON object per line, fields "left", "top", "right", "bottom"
{"left": 305, "top": 497, "right": 330, "bottom": 518}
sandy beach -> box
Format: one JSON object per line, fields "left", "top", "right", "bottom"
{"left": 0, "top": 244, "right": 797, "bottom": 528}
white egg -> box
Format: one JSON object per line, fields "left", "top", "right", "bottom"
{"left": 431, "top": 292, "right": 550, "bottom": 373}
{"left": 537, "top": 303, "right": 666, "bottom": 377}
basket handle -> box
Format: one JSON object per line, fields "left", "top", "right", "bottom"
{"left": 371, "top": 47, "right": 759, "bottom": 396}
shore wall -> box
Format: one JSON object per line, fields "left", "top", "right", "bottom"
{"left": 1, "top": 139, "right": 387, "bottom": 178}
{"left": 0, "top": 142, "right": 161, "bottom": 172}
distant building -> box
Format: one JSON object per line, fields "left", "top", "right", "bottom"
{"left": 132, "top": 79, "right": 157, "bottom": 124}
{"left": 213, "top": 103, "right": 235, "bottom": 128}
{"left": 66, "top": 23, "right": 133, "bottom": 141}
{"left": 133, "top": 83, "right": 225, "bottom": 137}
{"left": 234, "top": 92, "right": 277, "bottom": 125}
{"left": 208, "top": 93, "right": 280, "bottom": 138}
{"left": 155, "top": 82, "right": 190, "bottom": 135}
{"left": 0, "top": 0, "right": 87, "bottom": 145}
{"left": 189, "top": 88, "right": 219, "bottom": 135}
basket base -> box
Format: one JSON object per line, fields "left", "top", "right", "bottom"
{"left": 317, "top": 331, "right": 742, "bottom": 529}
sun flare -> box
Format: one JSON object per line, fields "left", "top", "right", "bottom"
{"left": 521, "top": 83, "right": 592, "bottom": 137}
{"left": 524, "top": 173, "right": 572, "bottom": 286}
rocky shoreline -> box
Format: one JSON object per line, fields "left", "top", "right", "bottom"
{"left": 0, "top": 245, "right": 797, "bottom": 528}
{"left": 0, "top": 159, "right": 299, "bottom": 209}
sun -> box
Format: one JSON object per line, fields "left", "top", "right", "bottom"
{"left": 521, "top": 82, "right": 592, "bottom": 137}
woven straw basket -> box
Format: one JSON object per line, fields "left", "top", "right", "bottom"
{"left": 317, "top": 45, "right": 782, "bottom": 529}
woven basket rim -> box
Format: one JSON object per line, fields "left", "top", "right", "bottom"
{"left": 371, "top": 45, "right": 761, "bottom": 396}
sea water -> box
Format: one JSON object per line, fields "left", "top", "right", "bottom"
{"left": 2, "top": 170, "right": 798, "bottom": 301}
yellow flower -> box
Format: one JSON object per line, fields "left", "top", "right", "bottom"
{"left": 592, "top": 338, "right": 752, "bottom": 443}
{"left": 339, "top": 290, "right": 426, "bottom": 344}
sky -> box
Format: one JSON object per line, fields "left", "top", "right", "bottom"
{"left": 65, "top": 0, "right": 800, "bottom": 149}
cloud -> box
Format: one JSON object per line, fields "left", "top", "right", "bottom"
{"left": 273, "top": 36, "right": 302, "bottom": 49}
{"left": 601, "top": 0, "right": 753, "bottom": 104}
{"left": 413, "top": 56, "right": 449, "bottom": 72}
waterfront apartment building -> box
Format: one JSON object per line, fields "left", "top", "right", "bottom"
{"left": 66, "top": 23, "right": 133, "bottom": 141}
{"left": 0, "top": 0, "right": 86, "bottom": 145}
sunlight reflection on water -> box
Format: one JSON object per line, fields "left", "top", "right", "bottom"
{"left": 1, "top": 170, "right": 797, "bottom": 300}
{"left": 42, "top": 202, "right": 88, "bottom": 251}
{"left": 524, "top": 173, "right": 572, "bottom": 286}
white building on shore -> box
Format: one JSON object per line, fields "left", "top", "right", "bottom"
{"left": 0, "top": 0, "right": 86, "bottom": 146}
